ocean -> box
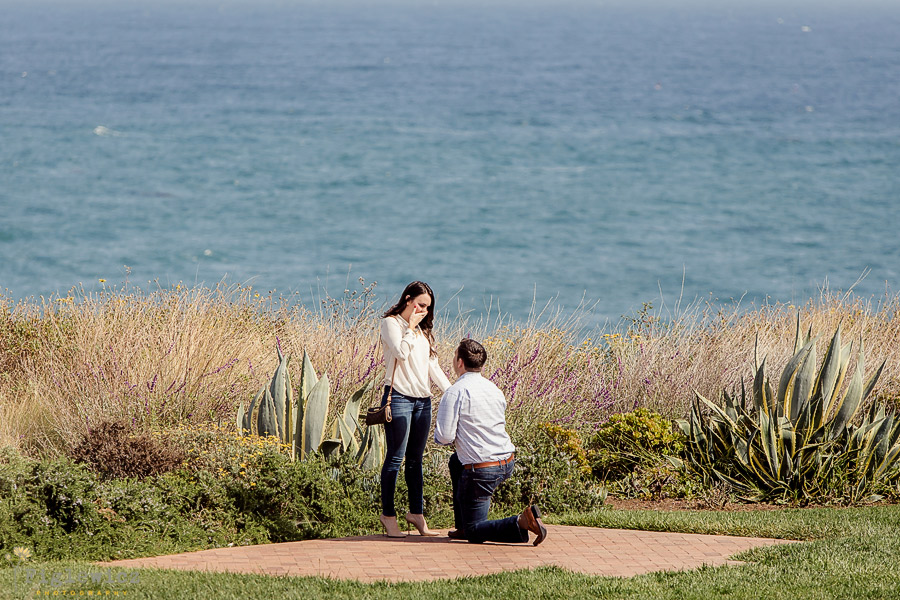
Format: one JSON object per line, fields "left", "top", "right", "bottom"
{"left": 2, "top": 0, "right": 899, "bottom": 327}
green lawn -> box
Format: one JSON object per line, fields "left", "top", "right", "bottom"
{"left": 2, "top": 504, "right": 898, "bottom": 600}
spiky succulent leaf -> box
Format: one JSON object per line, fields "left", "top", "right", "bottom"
{"left": 292, "top": 392, "right": 303, "bottom": 461}
{"left": 270, "top": 352, "right": 289, "bottom": 441}
{"left": 753, "top": 358, "right": 771, "bottom": 416}
{"left": 863, "top": 359, "right": 887, "bottom": 403}
{"left": 357, "top": 424, "right": 387, "bottom": 471}
{"left": 824, "top": 342, "right": 853, "bottom": 418}
{"left": 258, "top": 388, "right": 278, "bottom": 438}
{"left": 792, "top": 313, "right": 803, "bottom": 355}
{"left": 343, "top": 380, "right": 372, "bottom": 435}
{"left": 695, "top": 391, "right": 739, "bottom": 430}
{"left": 329, "top": 418, "right": 339, "bottom": 440}
{"left": 293, "top": 351, "right": 319, "bottom": 460}
{"left": 337, "top": 416, "right": 359, "bottom": 453}
{"left": 812, "top": 326, "right": 843, "bottom": 415}
{"left": 875, "top": 445, "right": 900, "bottom": 479}
{"left": 320, "top": 439, "right": 342, "bottom": 460}
{"left": 357, "top": 426, "right": 376, "bottom": 469}
{"left": 299, "top": 351, "right": 318, "bottom": 403}
{"left": 300, "top": 373, "right": 330, "bottom": 460}
{"left": 790, "top": 343, "right": 817, "bottom": 422}
{"left": 247, "top": 386, "right": 264, "bottom": 436}
{"left": 830, "top": 358, "right": 865, "bottom": 438}
{"left": 236, "top": 399, "right": 246, "bottom": 436}
{"left": 857, "top": 417, "right": 893, "bottom": 479}
{"left": 759, "top": 411, "right": 779, "bottom": 477}
{"left": 777, "top": 338, "right": 816, "bottom": 423}
{"left": 285, "top": 364, "right": 294, "bottom": 446}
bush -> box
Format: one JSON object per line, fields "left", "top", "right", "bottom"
{"left": 538, "top": 424, "right": 591, "bottom": 475}
{"left": 609, "top": 458, "right": 703, "bottom": 501}
{"left": 494, "top": 425, "right": 606, "bottom": 513}
{"left": 587, "top": 408, "right": 686, "bottom": 480}
{"left": 578, "top": 409, "right": 703, "bottom": 501}
{"left": 69, "top": 421, "right": 184, "bottom": 480}
{"left": 161, "top": 424, "right": 387, "bottom": 540}
{"left": 0, "top": 450, "right": 110, "bottom": 559}
{"left": 4, "top": 429, "right": 383, "bottom": 561}
{"left": 0, "top": 421, "right": 618, "bottom": 563}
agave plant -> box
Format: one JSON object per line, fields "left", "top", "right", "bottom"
{"left": 237, "top": 347, "right": 385, "bottom": 469}
{"left": 679, "top": 317, "right": 899, "bottom": 502}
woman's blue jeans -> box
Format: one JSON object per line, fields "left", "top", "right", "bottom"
{"left": 380, "top": 386, "right": 431, "bottom": 517}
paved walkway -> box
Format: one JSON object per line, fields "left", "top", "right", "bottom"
{"left": 98, "top": 525, "right": 793, "bottom": 582}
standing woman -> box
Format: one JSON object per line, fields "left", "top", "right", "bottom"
{"left": 378, "top": 281, "right": 452, "bottom": 537}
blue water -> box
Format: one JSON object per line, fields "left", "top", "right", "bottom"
{"left": 2, "top": 0, "right": 899, "bottom": 326}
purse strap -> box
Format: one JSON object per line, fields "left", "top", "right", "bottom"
{"left": 384, "top": 314, "right": 406, "bottom": 407}
{"left": 386, "top": 358, "right": 398, "bottom": 407}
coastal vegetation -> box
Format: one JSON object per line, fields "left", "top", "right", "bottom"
{"left": 683, "top": 322, "right": 900, "bottom": 503}
{"left": 0, "top": 422, "right": 600, "bottom": 563}
{"left": 236, "top": 347, "right": 385, "bottom": 469}
{"left": 1, "top": 280, "right": 899, "bottom": 596}
{"left": 1, "top": 280, "right": 897, "bottom": 456}
{"left": 1, "top": 280, "right": 899, "bottom": 502}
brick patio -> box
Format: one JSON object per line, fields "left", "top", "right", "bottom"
{"left": 98, "top": 525, "right": 793, "bottom": 583}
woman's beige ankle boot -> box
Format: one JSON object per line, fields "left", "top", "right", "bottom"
{"left": 405, "top": 513, "right": 439, "bottom": 536}
{"left": 379, "top": 514, "right": 407, "bottom": 538}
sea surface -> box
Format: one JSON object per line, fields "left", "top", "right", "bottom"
{"left": 2, "top": 0, "right": 899, "bottom": 327}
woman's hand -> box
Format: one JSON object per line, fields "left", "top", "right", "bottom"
{"left": 408, "top": 307, "right": 427, "bottom": 330}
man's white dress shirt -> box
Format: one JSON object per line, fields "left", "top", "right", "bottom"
{"left": 434, "top": 371, "right": 516, "bottom": 465}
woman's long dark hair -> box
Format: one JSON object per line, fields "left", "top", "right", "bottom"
{"left": 383, "top": 281, "right": 437, "bottom": 357}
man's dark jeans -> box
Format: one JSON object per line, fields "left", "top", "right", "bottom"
{"left": 450, "top": 452, "right": 528, "bottom": 544}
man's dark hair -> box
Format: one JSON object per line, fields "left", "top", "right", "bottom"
{"left": 456, "top": 338, "right": 487, "bottom": 371}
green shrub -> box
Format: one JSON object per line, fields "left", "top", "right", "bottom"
{"left": 0, "top": 421, "right": 616, "bottom": 562}
{"left": 0, "top": 450, "right": 111, "bottom": 560}
{"left": 538, "top": 424, "right": 591, "bottom": 475}
{"left": 31, "top": 459, "right": 101, "bottom": 534}
{"left": 163, "top": 424, "right": 386, "bottom": 540}
{"left": 607, "top": 458, "right": 703, "bottom": 501}
{"left": 2, "top": 434, "right": 362, "bottom": 561}
{"left": 494, "top": 426, "right": 606, "bottom": 513}
{"left": 587, "top": 408, "right": 686, "bottom": 480}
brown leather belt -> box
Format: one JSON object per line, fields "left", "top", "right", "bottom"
{"left": 464, "top": 453, "right": 515, "bottom": 470}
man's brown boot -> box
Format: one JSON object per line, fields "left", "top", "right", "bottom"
{"left": 517, "top": 504, "right": 547, "bottom": 546}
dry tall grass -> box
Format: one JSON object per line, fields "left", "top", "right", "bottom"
{"left": 1, "top": 282, "right": 898, "bottom": 456}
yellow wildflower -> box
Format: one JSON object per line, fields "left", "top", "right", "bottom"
{"left": 13, "top": 547, "right": 31, "bottom": 561}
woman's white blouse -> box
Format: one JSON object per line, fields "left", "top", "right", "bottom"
{"left": 381, "top": 315, "right": 451, "bottom": 398}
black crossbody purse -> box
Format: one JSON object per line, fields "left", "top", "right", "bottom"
{"left": 365, "top": 360, "right": 398, "bottom": 425}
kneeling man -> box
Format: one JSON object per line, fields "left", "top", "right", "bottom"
{"left": 434, "top": 338, "right": 547, "bottom": 545}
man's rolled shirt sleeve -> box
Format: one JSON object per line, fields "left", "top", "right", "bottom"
{"left": 434, "top": 387, "right": 460, "bottom": 445}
